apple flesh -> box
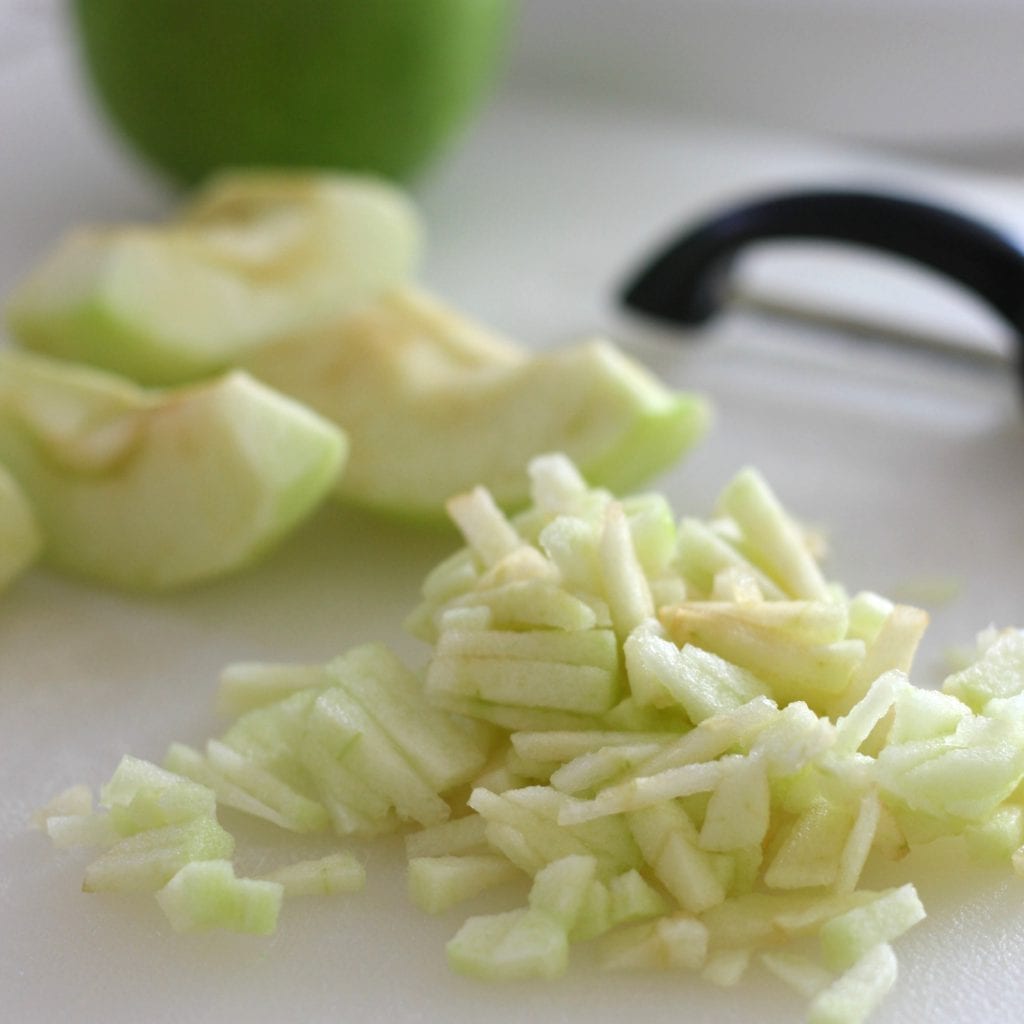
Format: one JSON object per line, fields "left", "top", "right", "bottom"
{"left": 0, "top": 463, "right": 42, "bottom": 592}
{"left": 0, "top": 351, "right": 347, "bottom": 589}
{"left": 240, "top": 287, "right": 710, "bottom": 517}
{"left": 7, "top": 172, "right": 420, "bottom": 386}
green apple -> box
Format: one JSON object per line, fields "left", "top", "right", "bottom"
{"left": 240, "top": 287, "right": 710, "bottom": 517}
{"left": 0, "top": 351, "right": 346, "bottom": 589}
{"left": 7, "top": 172, "right": 421, "bottom": 386}
{"left": 70, "top": 0, "right": 512, "bottom": 185}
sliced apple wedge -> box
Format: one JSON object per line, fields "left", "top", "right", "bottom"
{"left": 0, "top": 351, "right": 346, "bottom": 589}
{"left": 240, "top": 287, "right": 709, "bottom": 517}
{"left": 0, "top": 462, "right": 42, "bottom": 591}
{"left": 6, "top": 172, "right": 420, "bottom": 385}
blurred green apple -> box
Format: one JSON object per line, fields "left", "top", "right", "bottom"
{"left": 70, "top": 0, "right": 512, "bottom": 185}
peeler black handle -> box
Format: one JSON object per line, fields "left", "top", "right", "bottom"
{"left": 620, "top": 188, "right": 1024, "bottom": 377}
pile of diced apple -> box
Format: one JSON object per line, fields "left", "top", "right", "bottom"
{"left": 37, "top": 453, "right": 1024, "bottom": 1024}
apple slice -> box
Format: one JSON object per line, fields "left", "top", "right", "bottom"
{"left": 7, "top": 172, "right": 420, "bottom": 386}
{"left": 0, "top": 350, "right": 346, "bottom": 589}
{"left": 0, "top": 462, "right": 42, "bottom": 591}
{"left": 239, "top": 287, "right": 709, "bottom": 517}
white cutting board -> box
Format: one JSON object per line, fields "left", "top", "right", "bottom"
{"left": 2, "top": 35, "right": 1024, "bottom": 1024}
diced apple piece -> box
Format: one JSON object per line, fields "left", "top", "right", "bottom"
{"left": 549, "top": 742, "right": 667, "bottom": 796}
{"left": 32, "top": 783, "right": 94, "bottom": 828}
{"left": 7, "top": 172, "right": 420, "bottom": 385}
{"left": 446, "top": 486, "right": 523, "bottom": 568}
{"left": 624, "top": 623, "right": 769, "bottom": 717}
{"left": 599, "top": 921, "right": 667, "bottom": 971}
{"left": 438, "top": 579, "right": 598, "bottom": 635}
{"left": 469, "top": 787, "right": 638, "bottom": 878}
{"left": 205, "top": 739, "right": 329, "bottom": 833}
{"left": 82, "top": 815, "right": 235, "bottom": 892}
{"left": 760, "top": 951, "right": 833, "bottom": 998}
{"left": 408, "top": 854, "right": 523, "bottom": 914}
{"left": 0, "top": 351, "right": 345, "bottom": 589}
{"left": 427, "top": 626, "right": 622, "bottom": 716}
{"left": 307, "top": 687, "right": 450, "bottom": 827}
{"left": 878, "top": 716, "right": 1024, "bottom": 822}
{"left": 165, "top": 741, "right": 316, "bottom": 832}
{"left": 429, "top": 692, "right": 603, "bottom": 734}
{"left": 942, "top": 629, "right": 1024, "bottom": 711}
{"left": 819, "top": 884, "right": 925, "bottom": 972}
{"left": 964, "top": 803, "right": 1024, "bottom": 863}
{"left": 326, "top": 644, "right": 488, "bottom": 792}
{"left": 832, "top": 671, "right": 902, "bottom": 755}
{"left": 558, "top": 761, "right": 723, "bottom": 824}
{"left": 702, "top": 949, "right": 752, "bottom": 987}
{"left": 241, "top": 288, "right": 709, "bottom": 517}
{"left": 216, "top": 662, "right": 333, "bottom": 717}
{"left": 527, "top": 854, "right": 599, "bottom": 930}
{"left": 100, "top": 755, "right": 217, "bottom": 835}
{"left": 675, "top": 517, "right": 786, "bottom": 601}
{"left": 298, "top": 734, "right": 396, "bottom": 834}
{"left": 608, "top": 868, "right": 669, "bottom": 925}
{"left": 511, "top": 730, "right": 672, "bottom": 765}
{"left": 699, "top": 755, "right": 770, "bottom": 852}
{"left": 657, "top": 914, "right": 709, "bottom": 970}
{"left": 763, "top": 799, "right": 855, "bottom": 890}
{"left": 660, "top": 602, "right": 864, "bottom": 710}
{"left": 633, "top": 696, "right": 778, "bottom": 778}
{"left": 219, "top": 688, "right": 321, "bottom": 795}
{"left": 833, "top": 792, "right": 883, "bottom": 895}
{"left": 262, "top": 852, "right": 366, "bottom": 896}
{"left": 888, "top": 685, "right": 970, "bottom": 745}
{"left": 806, "top": 943, "right": 899, "bottom": 1024}
{"left": 446, "top": 907, "right": 570, "bottom": 981}
{"left": 627, "top": 802, "right": 726, "bottom": 913}
{"left": 716, "top": 468, "right": 829, "bottom": 600}
{"left": 829, "top": 604, "right": 929, "bottom": 717}
{"left": 599, "top": 502, "right": 655, "bottom": 637}
{"left": 156, "top": 860, "right": 283, "bottom": 935}
{"left": 434, "top": 627, "right": 620, "bottom": 667}
{"left": 405, "top": 815, "right": 491, "bottom": 859}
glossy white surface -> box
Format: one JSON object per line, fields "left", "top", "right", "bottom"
{"left": 2, "top": 34, "right": 1024, "bottom": 1024}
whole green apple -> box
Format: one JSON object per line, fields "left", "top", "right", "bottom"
{"left": 70, "top": 0, "right": 512, "bottom": 184}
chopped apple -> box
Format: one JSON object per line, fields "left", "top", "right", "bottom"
{"left": 262, "top": 852, "right": 366, "bottom": 897}
{"left": 156, "top": 860, "right": 283, "bottom": 934}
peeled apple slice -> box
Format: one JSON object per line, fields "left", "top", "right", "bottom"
{"left": 6, "top": 172, "right": 420, "bottom": 385}
{"left": 0, "top": 462, "right": 42, "bottom": 591}
{"left": 240, "top": 287, "right": 710, "bottom": 517}
{"left": 0, "top": 350, "right": 347, "bottom": 589}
